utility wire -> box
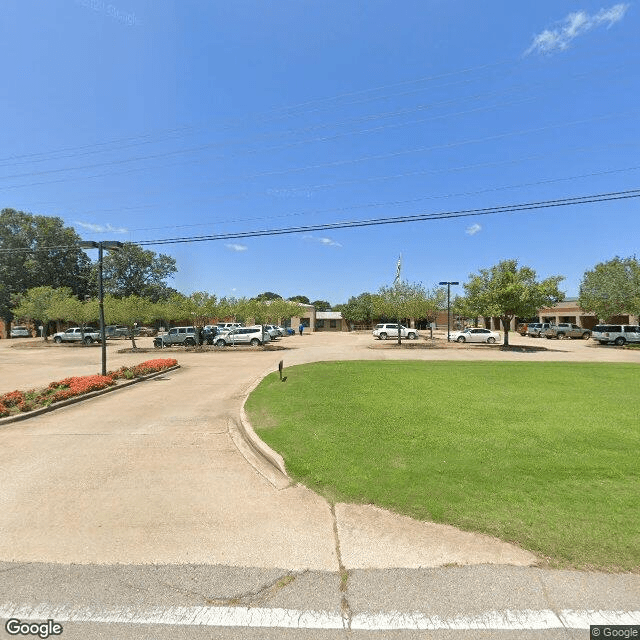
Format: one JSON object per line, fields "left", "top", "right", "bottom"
{"left": 4, "top": 189, "right": 636, "bottom": 253}
{"left": 135, "top": 190, "right": 640, "bottom": 246}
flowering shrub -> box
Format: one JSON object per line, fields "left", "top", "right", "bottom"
{"left": 108, "top": 358, "right": 177, "bottom": 380}
{"left": 0, "top": 358, "right": 178, "bottom": 418}
{"left": 1, "top": 390, "right": 26, "bottom": 409}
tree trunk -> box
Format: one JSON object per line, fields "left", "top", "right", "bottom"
{"left": 501, "top": 316, "right": 511, "bottom": 346}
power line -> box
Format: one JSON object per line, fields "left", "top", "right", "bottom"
{"left": 134, "top": 190, "right": 640, "bottom": 246}
{"left": 2, "top": 189, "right": 638, "bottom": 255}
{"left": 1, "top": 110, "right": 634, "bottom": 191}
{"left": 0, "top": 59, "right": 630, "bottom": 175}
{"left": 123, "top": 164, "right": 640, "bottom": 234}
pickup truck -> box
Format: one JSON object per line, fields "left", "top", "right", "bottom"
{"left": 542, "top": 323, "right": 591, "bottom": 340}
{"left": 52, "top": 327, "right": 102, "bottom": 344}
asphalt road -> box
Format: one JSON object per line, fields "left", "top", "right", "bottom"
{"left": 0, "top": 332, "right": 638, "bottom": 638}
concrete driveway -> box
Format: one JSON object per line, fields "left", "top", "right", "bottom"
{"left": 1, "top": 331, "right": 638, "bottom": 569}
{"left": 0, "top": 332, "right": 638, "bottom": 638}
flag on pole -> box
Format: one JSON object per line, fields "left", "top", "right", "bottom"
{"left": 394, "top": 254, "right": 402, "bottom": 284}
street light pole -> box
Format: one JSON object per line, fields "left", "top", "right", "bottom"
{"left": 438, "top": 281, "right": 459, "bottom": 343}
{"left": 80, "top": 240, "right": 123, "bottom": 376}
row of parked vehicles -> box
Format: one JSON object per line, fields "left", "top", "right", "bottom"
{"left": 50, "top": 325, "right": 156, "bottom": 343}
{"left": 45, "top": 323, "right": 288, "bottom": 346}
{"left": 153, "top": 323, "right": 289, "bottom": 348}
{"left": 523, "top": 322, "right": 640, "bottom": 345}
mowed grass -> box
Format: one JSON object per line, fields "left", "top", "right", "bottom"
{"left": 246, "top": 361, "right": 640, "bottom": 572}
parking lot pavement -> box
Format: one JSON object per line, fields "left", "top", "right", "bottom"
{"left": 1, "top": 330, "right": 638, "bottom": 397}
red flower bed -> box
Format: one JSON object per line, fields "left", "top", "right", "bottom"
{"left": 0, "top": 358, "right": 178, "bottom": 418}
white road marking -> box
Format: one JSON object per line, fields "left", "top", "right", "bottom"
{"left": 1, "top": 603, "right": 639, "bottom": 630}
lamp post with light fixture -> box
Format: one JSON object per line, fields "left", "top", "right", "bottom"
{"left": 438, "top": 281, "right": 459, "bottom": 343}
{"left": 80, "top": 240, "right": 124, "bottom": 375}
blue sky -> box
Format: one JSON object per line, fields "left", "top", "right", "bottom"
{"left": 1, "top": 1, "right": 638, "bottom": 305}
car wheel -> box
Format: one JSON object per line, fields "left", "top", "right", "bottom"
{"left": 250, "top": 338, "right": 260, "bottom": 346}
{"left": 408, "top": 332, "right": 417, "bottom": 340}
{"left": 557, "top": 333, "right": 565, "bottom": 340}
{"left": 457, "top": 336, "right": 465, "bottom": 343}
{"left": 614, "top": 337, "right": 626, "bottom": 346}
{"left": 487, "top": 337, "right": 496, "bottom": 344}
{"left": 154, "top": 341, "right": 162, "bottom": 349}
{"left": 215, "top": 340, "right": 226, "bottom": 347}
{"left": 582, "top": 333, "right": 590, "bottom": 339}
{"left": 184, "top": 338, "right": 196, "bottom": 346}
{"left": 83, "top": 336, "right": 93, "bottom": 344}
{"left": 379, "top": 333, "right": 387, "bottom": 340}
{"left": 53, "top": 336, "right": 62, "bottom": 344}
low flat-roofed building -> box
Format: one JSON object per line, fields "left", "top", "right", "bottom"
{"left": 314, "top": 311, "right": 348, "bottom": 332}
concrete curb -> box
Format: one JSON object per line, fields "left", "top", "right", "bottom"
{"left": 237, "top": 363, "right": 290, "bottom": 487}
{"left": 0, "top": 365, "right": 181, "bottom": 426}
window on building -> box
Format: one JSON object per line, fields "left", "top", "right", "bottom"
{"left": 316, "top": 320, "right": 325, "bottom": 329}
{"left": 330, "top": 320, "right": 337, "bottom": 328}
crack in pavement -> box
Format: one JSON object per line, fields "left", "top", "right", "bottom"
{"left": 330, "top": 503, "right": 352, "bottom": 631}
{"left": 203, "top": 572, "right": 300, "bottom": 606}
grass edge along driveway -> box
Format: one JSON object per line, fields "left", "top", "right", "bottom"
{"left": 246, "top": 360, "right": 639, "bottom": 572}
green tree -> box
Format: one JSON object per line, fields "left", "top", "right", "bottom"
{"left": 311, "top": 299, "right": 331, "bottom": 311}
{"left": 451, "top": 295, "right": 480, "bottom": 327}
{"left": 579, "top": 256, "right": 640, "bottom": 321}
{"left": 254, "top": 291, "right": 282, "bottom": 301}
{"left": 48, "top": 295, "right": 100, "bottom": 343}
{"left": 373, "top": 281, "right": 437, "bottom": 344}
{"left": 0, "top": 209, "right": 91, "bottom": 331}
{"left": 11, "top": 286, "right": 74, "bottom": 340}
{"left": 288, "top": 295, "right": 310, "bottom": 304}
{"left": 104, "top": 294, "right": 157, "bottom": 349}
{"left": 335, "top": 292, "right": 376, "bottom": 329}
{"left": 463, "top": 259, "right": 564, "bottom": 346}
{"left": 99, "top": 242, "right": 177, "bottom": 301}
{"left": 178, "top": 292, "right": 219, "bottom": 346}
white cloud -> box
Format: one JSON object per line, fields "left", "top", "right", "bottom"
{"left": 303, "top": 235, "right": 342, "bottom": 247}
{"left": 225, "top": 243, "right": 248, "bottom": 252}
{"left": 466, "top": 224, "right": 482, "bottom": 236}
{"left": 75, "top": 221, "right": 128, "bottom": 233}
{"left": 525, "top": 4, "right": 628, "bottom": 55}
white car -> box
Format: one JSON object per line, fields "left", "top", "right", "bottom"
{"left": 10, "top": 326, "right": 30, "bottom": 338}
{"left": 214, "top": 326, "right": 271, "bottom": 347}
{"left": 449, "top": 328, "right": 501, "bottom": 344}
{"left": 372, "top": 323, "right": 419, "bottom": 340}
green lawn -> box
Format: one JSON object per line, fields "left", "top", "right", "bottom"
{"left": 246, "top": 361, "right": 640, "bottom": 572}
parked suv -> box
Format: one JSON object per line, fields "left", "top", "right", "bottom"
{"left": 105, "top": 325, "right": 130, "bottom": 339}
{"left": 372, "top": 323, "right": 419, "bottom": 340}
{"left": 216, "top": 322, "right": 243, "bottom": 333}
{"left": 591, "top": 325, "right": 640, "bottom": 346}
{"left": 526, "top": 322, "right": 550, "bottom": 337}
{"left": 154, "top": 326, "right": 199, "bottom": 347}
{"left": 214, "top": 326, "right": 271, "bottom": 347}
{"left": 10, "top": 326, "right": 30, "bottom": 338}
